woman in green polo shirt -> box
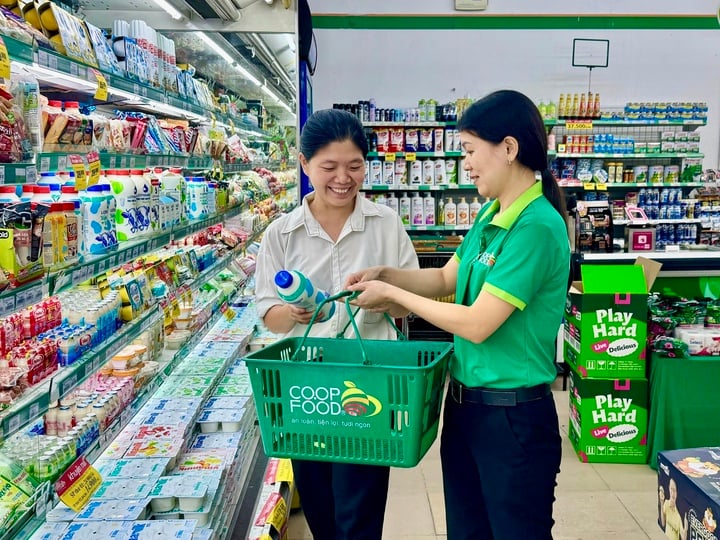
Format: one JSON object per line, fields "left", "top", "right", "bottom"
{"left": 346, "top": 89, "right": 570, "bottom": 540}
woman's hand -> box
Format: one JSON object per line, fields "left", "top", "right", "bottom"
{"left": 343, "top": 266, "right": 385, "bottom": 289}
{"left": 347, "top": 280, "right": 397, "bottom": 312}
{"left": 287, "top": 304, "right": 315, "bottom": 325}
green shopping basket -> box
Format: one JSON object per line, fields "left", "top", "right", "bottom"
{"left": 245, "top": 291, "right": 452, "bottom": 467}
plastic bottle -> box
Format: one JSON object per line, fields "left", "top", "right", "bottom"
{"left": 130, "top": 169, "right": 150, "bottom": 235}
{"left": 148, "top": 174, "right": 161, "bottom": 231}
{"left": 469, "top": 197, "right": 482, "bottom": 222}
{"left": 31, "top": 184, "right": 53, "bottom": 204}
{"left": 20, "top": 184, "right": 34, "bottom": 202}
{"left": 437, "top": 198, "right": 445, "bottom": 226}
{"left": 160, "top": 167, "right": 187, "bottom": 222}
{"left": 187, "top": 177, "right": 209, "bottom": 220}
{"left": 457, "top": 197, "right": 470, "bottom": 226}
{"left": 207, "top": 182, "right": 217, "bottom": 215}
{"left": 80, "top": 185, "right": 110, "bottom": 254}
{"left": 108, "top": 169, "right": 138, "bottom": 241}
{"left": 424, "top": 193, "right": 435, "bottom": 225}
{"left": 99, "top": 185, "right": 117, "bottom": 248}
{"left": 411, "top": 193, "right": 424, "bottom": 225}
{"left": 369, "top": 98, "right": 376, "bottom": 122}
{"left": 386, "top": 192, "right": 398, "bottom": 214}
{"left": 399, "top": 192, "right": 411, "bottom": 225}
{"left": 444, "top": 197, "right": 457, "bottom": 226}
{"left": 274, "top": 270, "right": 336, "bottom": 323}
{"left": 0, "top": 185, "right": 19, "bottom": 207}
{"left": 45, "top": 401, "right": 58, "bottom": 436}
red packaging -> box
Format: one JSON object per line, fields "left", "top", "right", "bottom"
{"left": 375, "top": 128, "right": 390, "bottom": 152}
{"left": 389, "top": 128, "right": 405, "bottom": 153}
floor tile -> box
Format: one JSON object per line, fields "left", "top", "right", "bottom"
{"left": 382, "top": 493, "right": 436, "bottom": 537}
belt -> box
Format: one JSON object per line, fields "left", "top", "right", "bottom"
{"left": 449, "top": 378, "right": 551, "bottom": 406}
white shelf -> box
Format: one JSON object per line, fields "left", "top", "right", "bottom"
{"left": 614, "top": 219, "right": 703, "bottom": 225}
{"left": 583, "top": 250, "right": 720, "bottom": 261}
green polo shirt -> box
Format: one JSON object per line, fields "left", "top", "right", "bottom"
{"left": 452, "top": 182, "right": 570, "bottom": 389}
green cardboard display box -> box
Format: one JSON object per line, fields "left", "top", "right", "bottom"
{"left": 564, "top": 257, "right": 662, "bottom": 379}
{"left": 568, "top": 366, "right": 648, "bottom": 464}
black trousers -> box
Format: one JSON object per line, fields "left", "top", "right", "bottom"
{"left": 440, "top": 390, "right": 562, "bottom": 540}
{"left": 292, "top": 459, "right": 390, "bottom": 540}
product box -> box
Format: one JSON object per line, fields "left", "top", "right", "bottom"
{"left": 657, "top": 447, "right": 720, "bottom": 540}
{"left": 564, "top": 258, "right": 661, "bottom": 378}
{"left": 575, "top": 200, "right": 613, "bottom": 253}
{"left": 567, "top": 367, "right": 648, "bottom": 464}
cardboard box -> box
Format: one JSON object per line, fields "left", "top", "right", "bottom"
{"left": 657, "top": 447, "right": 720, "bottom": 539}
{"left": 568, "top": 367, "right": 648, "bottom": 464}
{"left": 576, "top": 200, "right": 613, "bottom": 253}
{"left": 564, "top": 257, "right": 661, "bottom": 378}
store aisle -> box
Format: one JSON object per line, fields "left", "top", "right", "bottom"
{"left": 287, "top": 378, "right": 665, "bottom": 540}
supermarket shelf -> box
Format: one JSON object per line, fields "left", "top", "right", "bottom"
{"left": 0, "top": 280, "right": 46, "bottom": 319}
{"left": 614, "top": 219, "right": 703, "bottom": 225}
{"left": 5, "top": 35, "right": 34, "bottom": 64}
{"left": 0, "top": 163, "right": 37, "bottom": 184}
{"left": 547, "top": 118, "right": 707, "bottom": 127}
{"left": 406, "top": 224, "right": 472, "bottom": 231}
{"left": 560, "top": 182, "right": 706, "bottom": 189}
{"left": 367, "top": 151, "right": 463, "bottom": 158}
{"left": 555, "top": 152, "right": 703, "bottom": 159}
{"left": 363, "top": 183, "right": 477, "bottom": 191}
{"left": 363, "top": 121, "right": 457, "bottom": 127}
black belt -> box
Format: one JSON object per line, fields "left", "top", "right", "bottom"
{"left": 449, "top": 378, "right": 551, "bottom": 406}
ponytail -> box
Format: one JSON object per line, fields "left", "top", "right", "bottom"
{"left": 540, "top": 169, "right": 567, "bottom": 220}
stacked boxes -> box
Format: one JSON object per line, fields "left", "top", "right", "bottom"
{"left": 657, "top": 448, "right": 720, "bottom": 539}
{"left": 564, "top": 258, "right": 661, "bottom": 463}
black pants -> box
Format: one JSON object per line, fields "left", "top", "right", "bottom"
{"left": 292, "top": 459, "right": 390, "bottom": 540}
{"left": 440, "top": 391, "right": 562, "bottom": 540}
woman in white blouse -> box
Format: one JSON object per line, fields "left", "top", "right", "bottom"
{"left": 254, "top": 108, "right": 418, "bottom": 540}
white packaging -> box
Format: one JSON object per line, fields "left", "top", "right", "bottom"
{"left": 411, "top": 193, "right": 424, "bottom": 225}
{"left": 363, "top": 160, "right": 370, "bottom": 186}
{"left": 409, "top": 161, "right": 422, "bottom": 185}
{"left": 434, "top": 159, "right": 448, "bottom": 185}
{"left": 444, "top": 129, "right": 454, "bottom": 153}
{"left": 423, "top": 193, "right": 436, "bottom": 225}
{"left": 422, "top": 160, "right": 435, "bottom": 185}
{"left": 444, "top": 197, "right": 457, "bottom": 226}
{"left": 394, "top": 158, "right": 408, "bottom": 186}
{"left": 399, "top": 193, "right": 411, "bottom": 225}
{"left": 386, "top": 192, "right": 399, "bottom": 214}
{"left": 457, "top": 197, "right": 470, "bottom": 226}
{"left": 370, "top": 160, "right": 383, "bottom": 185}
{"left": 383, "top": 161, "right": 395, "bottom": 185}
{"left": 433, "top": 128, "right": 444, "bottom": 152}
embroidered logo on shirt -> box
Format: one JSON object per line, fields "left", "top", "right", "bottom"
{"left": 477, "top": 251, "right": 496, "bottom": 267}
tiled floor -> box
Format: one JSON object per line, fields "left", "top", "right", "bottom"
{"left": 287, "top": 378, "right": 665, "bottom": 540}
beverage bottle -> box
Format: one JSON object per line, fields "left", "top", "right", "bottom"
{"left": 274, "top": 270, "right": 336, "bottom": 323}
{"left": 558, "top": 94, "right": 566, "bottom": 119}
{"left": 593, "top": 93, "right": 601, "bottom": 118}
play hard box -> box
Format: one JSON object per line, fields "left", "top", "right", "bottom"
{"left": 564, "top": 257, "right": 662, "bottom": 378}
{"left": 568, "top": 367, "right": 648, "bottom": 464}
{"left": 657, "top": 447, "right": 720, "bottom": 540}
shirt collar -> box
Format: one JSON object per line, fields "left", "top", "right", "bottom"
{"left": 479, "top": 181, "right": 544, "bottom": 230}
{"left": 281, "top": 193, "right": 382, "bottom": 235}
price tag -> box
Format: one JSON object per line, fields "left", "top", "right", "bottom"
{"left": 275, "top": 459, "right": 294, "bottom": 483}
{"left": 129, "top": 156, "right": 136, "bottom": 168}
{"left": 596, "top": 183, "right": 608, "bottom": 191}
{"left": 61, "top": 375, "right": 78, "bottom": 397}
{"left": 87, "top": 151, "right": 101, "bottom": 187}
{"left": 384, "top": 153, "right": 396, "bottom": 162}
{"left": 28, "top": 403, "right": 39, "bottom": 419}
{"left": 39, "top": 154, "right": 50, "bottom": 171}
{"left": 72, "top": 268, "right": 85, "bottom": 286}
{"left": 6, "top": 412, "right": 21, "bottom": 434}
{"left": 0, "top": 36, "right": 11, "bottom": 79}
{"left": 266, "top": 497, "right": 288, "bottom": 531}
{"left": 48, "top": 55, "right": 57, "bottom": 70}
{"left": 583, "top": 182, "right": 596, "bottom": 191}
{"left": 26, "top": 166, "right": 37, "bottom": 184}
{"left": 223, "top": 307, "right": 236, "bottom": 321}
{"left": 405, "top": 152, "right": 416, "bottom": 161}
{"left": 58, "top": 155, "right": 68, "bottom": 171}
{"left": 56, "top": 457, "right": 102, "bottom": 512}
{"left": 566, "top": 121, "right": 593, "bottom": 130}
{"left": 0, "top": 295, "right": 15, "bottom": 317}
{"left": 38, "top": 50, "right": 48, "bottom": 67}
{"left": 70, "top": 63, "right": 79, "bottom": 77}
{"left": 69, "top": 155, "right": 87, "bottom": 190}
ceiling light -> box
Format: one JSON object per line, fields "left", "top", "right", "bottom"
{"left": 150, "top": 0, "right": 183, "bottom": 20}
{"left": 261, "top": 84, "right": 283, "bottom": 103}
{"left": 196, "top": 32, "right": 234, "bottom": 64}
{"left": 204, "top": 0, "right": 241, "bottom": 22}
{"left": 26, "top": 63, "right": 96, "bottom": 90}
{"left": 235, "top": 64, "right": 261, "bottom": 86}
{"left": 285, "top": 34, "right": 296, "bottom": 53}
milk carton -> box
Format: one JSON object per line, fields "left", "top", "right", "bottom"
{"left": 568, "top": 367, "right": 648, "bottom": 464}
{"left": 564, "top": 258, "right": 661, "bottom": 378}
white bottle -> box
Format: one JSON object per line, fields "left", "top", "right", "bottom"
{"left": 410, "top": 161, "right": 422, "bottom": 185}
{"left": 274, "top": 270, "right": 335, "bottom": 322}
{"left": 382, "top": 161, "right": 394, "bottom": 185}
{"left": 363, "top": 160, "right": 370, "bottom": 187}
{"left": 422, "top": 160, "right": 435, "bottom": 185}
{"left": 411, "top": 193, "right": 424, "bottom": 226}
{"left": 457, "top": 197, "right": 470, "bottom": 226}
{"left": 399, "top": 192, "right": 411, "bottom": 225}
{"left": 434, "top": 159, "right": 447, "bottom": 185}
{"left": 424, "top": 193, "right": 436, "bottom": 225}
{"left": 370, "top": 160, "right": 383, "bottom": 185}
{"left": 375, "top": 193, "right": 387, "bottom": 207}
{"left": 386, "top": 192, "right": 399, "bottom": 214}
{"left": 469, "top": 197, "right": 482, "bottom": 222}
{"left": 444, "top": 197, "right": 457, "bottom": 226}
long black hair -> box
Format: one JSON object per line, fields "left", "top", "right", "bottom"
{"left": 457, "top": 90, "right": 566, "bottom": 219}
{"left": 300, "top": 109, "right": 368, "bottom": 160}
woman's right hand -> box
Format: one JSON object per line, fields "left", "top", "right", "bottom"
{"left": 287, "top": 304, "right": 315, "bottom": 325}
{"left": 344, "top": 266, "right": 385, "bottom": 289}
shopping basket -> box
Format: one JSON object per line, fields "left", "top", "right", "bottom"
{"left": 245, "top": 291, "right": 452, "bottom": 467}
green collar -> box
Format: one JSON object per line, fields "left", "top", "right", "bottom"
{"left": 479, "top": 182, "right": 544, "bottom": 230}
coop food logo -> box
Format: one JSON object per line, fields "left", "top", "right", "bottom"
{"left": 289, "top": 381, "right": 382, "bottom": 417}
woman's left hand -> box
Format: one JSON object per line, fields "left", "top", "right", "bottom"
{"left": 348, "top": 280, "right": 396, "bottom": 312}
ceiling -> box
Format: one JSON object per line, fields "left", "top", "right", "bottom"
{"left": 78, "top": 0, "right": 298, "bottom": 127}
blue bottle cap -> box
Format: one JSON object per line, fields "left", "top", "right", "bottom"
{"left": 274, "top": 270, "right": 293, "bottom": 288}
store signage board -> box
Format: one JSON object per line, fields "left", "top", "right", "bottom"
{"left": 572, "top": 38, "right": 610, "bottom": 69}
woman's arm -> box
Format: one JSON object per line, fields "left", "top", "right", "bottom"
{"left": 262, "top": 304, "right": 315, "bottom": 334}
{"left": 349, "top": 280, "right": 516, "bottom": 344}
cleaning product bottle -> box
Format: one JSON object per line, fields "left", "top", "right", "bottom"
{"left": 457, "top": 197, "right": 470, "bottom": 226}
{"left": 386, "top": 192, "right": 398, "bottom": 214}
{"left": 469, "top": 197, "right": 482, "bottom": 222}
{"left": 411, "top": 192, "right": 424, "bottom": 225}
{"left": 399, "top": 192, "right": 411, "bottom": 225}
{"left": 274, "top": 270, "right": 335, "bottom": 322}
{"left": 437, "top": 198, "right": 445, "bottom": 226}
{"left": 424, "top": 193, "right": 435, "bottom": 225}
{"left": 444, "top": 197, "right": 457, "bottom": 226}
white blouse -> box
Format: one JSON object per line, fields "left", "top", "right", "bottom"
{"left": 255, "top": 193, "right": 419, "bottom": 340}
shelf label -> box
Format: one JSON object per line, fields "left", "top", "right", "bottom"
{"left": 384, "top": 152, "right": 396, "bottom": 162}
{"left": 275, "top": 459, "right": 294, "bottom": 483}
{"left": 87, "top": 151, "right": 101, "bottom": 187}
{"left": 6, "top": 410, "right": 23, "bottom": 434}
{"left": 0, "top": 295, "right": 15, "bottom": 317}
{"left": 596, "top": 183, "right": 608, "bottom": 191}
{"left": 72, "top": 268, "right": 86, "bottom": 286}
{"left": 69, "top": 155, "right": 87, "bottom": 190}
{"left": 70, "top": 63, "right": 79, "bottom": 77}
{"left": 91, "top": 69, "right": 108, "bottom": 101}
{"left": 0, "top": 166, "right": 5, "bottom": 185}
{"left": 39, "top": 157, "right": 50, "bottom": 173}
{"left": 56, "top": 456, "right": 102, "bottom": 512}
{"left": 223, "top": 306, "right": 237, "bottom": 322}
{"left": 405, "top": 152, "right": 417, "bottom": 162}
{"left": 583, "top": 182, "right": 596, "bottom": 191}
{"left": 566, "top": 121, "right": 593, "bottom": 130}
{"left": 60, "top": 374, "right": 78, "bottom": 397}
{"left": 0, "top": 36, "right": 11, "bottom": 79}
{"left": 26, "top": 166, "right": 37, "bottom": 184}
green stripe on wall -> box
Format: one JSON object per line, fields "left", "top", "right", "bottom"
{"left": 312, "top": 14, "right": 719, "bottom": 31}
